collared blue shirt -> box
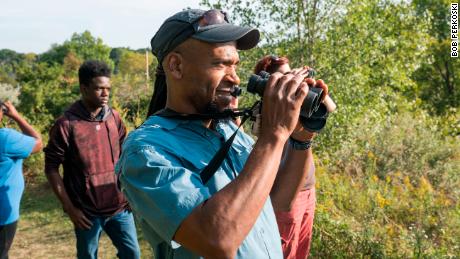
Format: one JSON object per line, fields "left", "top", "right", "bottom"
{"left": 116, "top": 115, "right": 283, "bottom": 259}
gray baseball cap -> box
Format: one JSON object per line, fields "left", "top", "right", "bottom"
{"left": 151, "top": 9, "right": 260, "bottom": 63}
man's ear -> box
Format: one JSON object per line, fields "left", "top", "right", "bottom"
{"left": 165, "top": 52, "right": 183, "bottom": 79}
{"left": 80, "top": 84, "right": 88, "bottom": 96}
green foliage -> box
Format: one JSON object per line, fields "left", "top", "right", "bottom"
{"left": 111, "top": 53, "right": 154, "bottom": 128}
{"left": 16, "top": 61, "right": 79, "bottom": 130}
{"left": 0, "top": 49, "right": 25, "bottom": 64}
{"left": 0, "top": 49, "right": 33, "bottom": 85}
{"left": 310, "top": 0, "right": 431, "bottom": 155}
{"left": 313, "top": 108, "right": 460, "bottom": 257}
{"left": 0, "top": 83, "right": 20, "bottom": 104}
{"left": 118, "top": 51, "right": 148, "bottom": 76}
{"left": 202, "top": 0, "right": 348, "bottom": 65}
{"left": 411, "top": 0, "right": 459, "bottom": 114}
{"left": 110, "top": 47, "right": 128, "bottom": 74}
{"left": 39, "top": 31, "right": 113, "bottom": 68}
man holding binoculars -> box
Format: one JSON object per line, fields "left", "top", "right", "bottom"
{"left": 117, "top": 8, "right": 332, "bottom": 259}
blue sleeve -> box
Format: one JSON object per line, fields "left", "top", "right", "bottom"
{"left": 1, "top": 128, "right": 35, "bottom": 159}
{"left": 118, "top": 145, "right": 211, "bottom": 247}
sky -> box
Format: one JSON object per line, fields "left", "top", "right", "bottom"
{"left": 0, "top": 0, "right": 203, "bottom": 54}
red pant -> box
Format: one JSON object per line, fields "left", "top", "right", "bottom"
{"left": 275, "top": 188, "right": 316, "bottom": 259}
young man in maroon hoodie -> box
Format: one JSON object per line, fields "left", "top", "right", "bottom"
{"left": 44, "top": 60, "right": 140, "bottom": 259}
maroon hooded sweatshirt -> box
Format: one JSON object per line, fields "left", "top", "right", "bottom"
{"left": 44, "top": 101, "right": 128, "bottom": 217}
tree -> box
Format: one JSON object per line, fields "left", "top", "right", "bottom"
{"left": 110, "top": 49, "right": 155, "bottom": 126}
{"left": 118, "top": 51, "right": 147, "bottom": 77}
{"left": 0, "top": 49, "right": 25, "bottom": 65}
{"left": 39, "top": 31, "right": 113, "bottom": 69}
{"left": 110, "top": 47, "right": 128, "bottom": 74}
{"left": 0, "top": 49, "right": 30, "bottom": 85}
{"left": 201, "top": 0, "right": 348, "bottom": 66}
{"left": 412, "top": 0, "right": 459, "bottom": 114}
{"left": 0, "top": 83, "right": 20, "bottom": 104}
{"left": 15, "top": 61, "right": 79, "bottom": 129}
{"left": 62, "top": 51, "right": 83, "bottom": 85}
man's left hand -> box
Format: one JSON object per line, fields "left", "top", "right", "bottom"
{"left": 289, "top": 71, "right": 329, "bottom": 142}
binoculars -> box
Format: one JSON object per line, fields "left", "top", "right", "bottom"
{"left": 247, "top": 70, "right": 336, "bottom": 132}
{"left": 0, "top": 100, "right": 8, "bottom": 113}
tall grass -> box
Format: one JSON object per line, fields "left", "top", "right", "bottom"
{"left": 311, "top": 106, "right": 460, "bottom": 258}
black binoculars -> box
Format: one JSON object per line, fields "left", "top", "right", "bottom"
{"left": 0, "top": 100, "right": 8, "bottom": 113}
{"left": 247, "top": 70, "right": 331, "bottom": 132}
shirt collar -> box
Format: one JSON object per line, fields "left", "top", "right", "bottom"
{"left": 144, "top": 115, "right": 192, "bottom": 130}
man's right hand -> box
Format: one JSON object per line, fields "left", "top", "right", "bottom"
{"left": 66, "top": 206, "right": 93, "bottom": 230}
{"left": 258, "top": 72, "right": 309, "bottom": 143}
{"left": 45, "top": 172, "right": 93, "bottom": 229}
{"left": 2, "top": 101, "right": 21, "bottom": 120}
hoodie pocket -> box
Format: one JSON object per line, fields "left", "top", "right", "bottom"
{"left": 85, "top": 171, "right": 124, "bottom": 211}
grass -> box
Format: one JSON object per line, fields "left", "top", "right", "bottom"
{"left": 309, "top": 109, "right": 460, "bottom": 258}
{"left": 9, "top": 180, "right": 153, "bottom": 259}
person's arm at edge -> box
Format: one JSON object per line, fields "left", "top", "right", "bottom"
{"left": 3, "top": 101, "right": 42, "bottom": 153}
{"left": 270, "top": 136, "right": 315, "bottom": 211}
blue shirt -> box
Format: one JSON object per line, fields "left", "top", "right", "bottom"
{"left": 116, "top": 116, "right": 283, "bottom": 259}
{"left": 0, "top": 128, "right": 35, "bottom": 225}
